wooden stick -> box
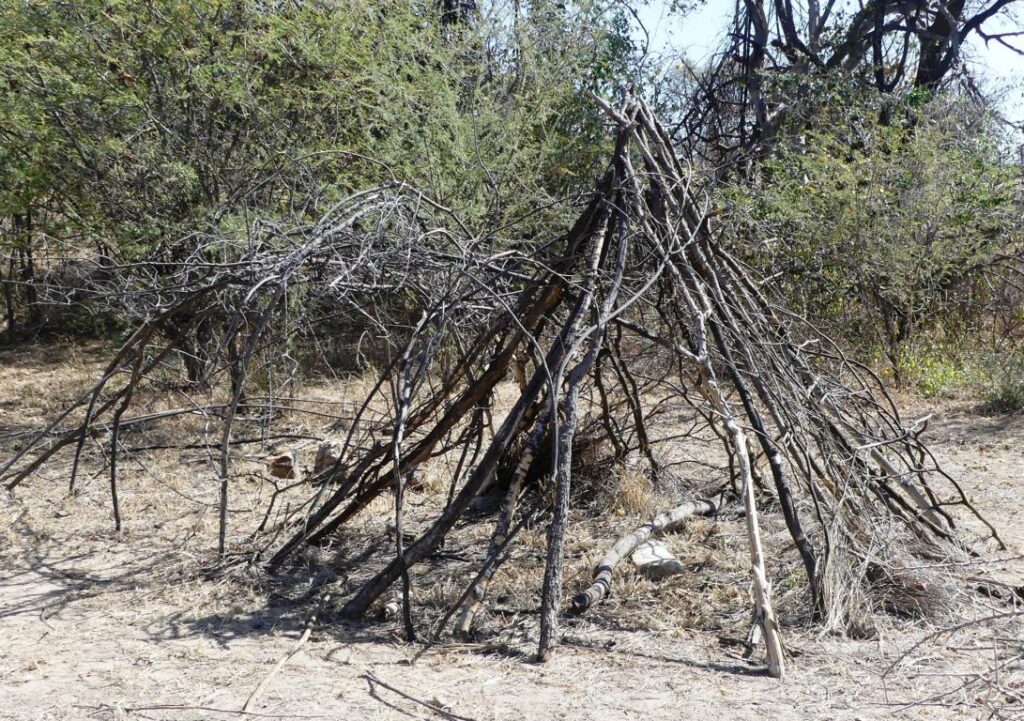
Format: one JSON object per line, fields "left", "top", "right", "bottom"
{"left": 241, "top": 585, "right": 334, "bottom": 713}
{"left": 240, "top": 627, "right": 313, "bottom": 713}
{"left": 363, "top": 671, "right": 478, "bottom": 721}
{"left": 455, "top": 409, "right": 549, "bottom": 638}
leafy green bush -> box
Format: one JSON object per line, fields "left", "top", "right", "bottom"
{"left": 1, "top": 0, "right": 640, "bottom": 336}
{"left": 878, "top": 340, "right": 1024, "bottom": 413}
{"left": 723, "top": 91, "right": 1022, "bottom": 385}
{"left": 898, "top": 343, "right": 968, "bottom": 398}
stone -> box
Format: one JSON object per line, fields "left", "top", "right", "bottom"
{"left": 267, "top": 451, "right": 301, "bottom": 481}
{"left": 313, "top": 439, "right": 343, "bottom": 475}
{"left": 630, "top": 539, "right": 685, "bottom": 579}
{"left": 404, "top": 466, "right": 429, "bottom": 490}
{"left": 383, "top": 597, "right": 401, "bottom": 620}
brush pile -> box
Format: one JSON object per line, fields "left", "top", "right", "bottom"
{"left": 2, "top": 97, "right": 1001, "bottom": 678}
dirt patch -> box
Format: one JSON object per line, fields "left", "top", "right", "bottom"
{"left": 1, "top": 346, "right": 1022, "bottom": 720}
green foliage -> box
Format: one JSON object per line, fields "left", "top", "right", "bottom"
{"left": 723, "top": 90, "right": 1022, "bottom": 383}
{"left": 977, "top": 348, "right": 1024, "bottom": 413}
{"left": 1, "top": 0, "right": 643, "bottom": 337}
{"left": 897, "top": 341, "right": 1024, "bottom": 413}
{"left": 897, "top": 343, "right": 967, "bottom": 398}
{"left": 0, "top": 0, "right": 636, "bottom": 254}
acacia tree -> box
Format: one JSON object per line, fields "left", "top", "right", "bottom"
{"left": 0, "top": 0, "right": 641, "bottom": 340}
{"left": 656, "top": 0, "right": 1024, "bottom": 389}
{"left": 668, "top": 0, "right": 1023, "bottom": 165}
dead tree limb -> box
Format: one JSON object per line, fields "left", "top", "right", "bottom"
{"left": 572, "top": 498, "right": 718, "bottom": 613}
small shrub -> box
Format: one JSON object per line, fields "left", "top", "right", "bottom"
{"left": 977, "top": 348, "right": 1024, "bottom": 413}
{"left": 899, "top": 343, "right": 967, "bottom": 398}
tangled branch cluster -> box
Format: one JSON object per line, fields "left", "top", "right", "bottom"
{"left": 2, "top": 97, "right": 1003, "bottom": 675}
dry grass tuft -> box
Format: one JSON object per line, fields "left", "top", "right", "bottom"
{"left": 606, "top": 463, "right": 655, "bottom": 517}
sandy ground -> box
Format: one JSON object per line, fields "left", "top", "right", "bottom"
{"left": 1, "top": 343, "right": 1022, "bottom": 721}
